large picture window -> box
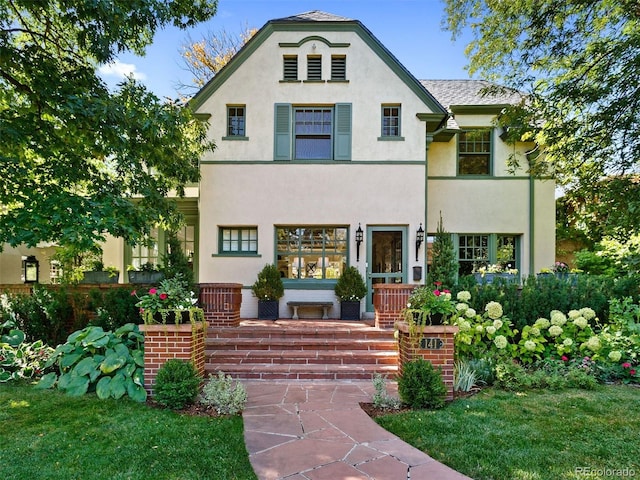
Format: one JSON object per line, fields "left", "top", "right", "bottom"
{"left": 458, "top": 129, "right": 492, "bottom": 175}
{"left": 276, "top": 227, "right": 347, "bottom": 280}
{"left": 295, "top": 108, "right": 332, "bottom": 159}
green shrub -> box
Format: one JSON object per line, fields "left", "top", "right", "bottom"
{"left": 154, "top": 359, "right": 201, "bottom": 410}
{"left": 398, "top": 358, "right": 447, "bottom": 409}
{"left": 334, "top": 266, "right": 367, "bottom": 301}
{"left": 89, "top": 287, "right": 140, "bottom": 331}
{"left": 200, "top": 371, "right": 247, "bottom": 415}
{"left": 37, "top": 324, "right": 146, "bottom": 402}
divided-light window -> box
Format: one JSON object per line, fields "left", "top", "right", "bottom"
{"left": 381, "top": 105, "right": 401, "bottom": 137}
{"left": 295, "top": 108, "right": 332, "bottom": 159}
{"left": 458, "top": 129, "right": 492, "bottom": 175}
{"left": 220, "top": 227, "right": 258, "bottom": 254}
{"left": 227, "top": 106, "right": 245, "bottom": 137}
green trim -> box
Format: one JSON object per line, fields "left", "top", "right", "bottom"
{"left": 222, "top": 136, "right": 249, "bottom": 141}
{"left": 381, "top": 104, "right": 402, "bottom": 138}
{"left": 201, "top": 159, "right": 425, "bottom": 165}
{"left": 279, "top": 35, "right": 350, "bottom": 48}
{"left": 428, "top": 175, "right": 535, "bottom": 180}
{"left": 529, "top": 173, "right": 535, "bottom": 273}
{"left": 416, "top": 113, "right": 449, "bottom": 133}
{"left": 377, "top": 136, "right": 405, "bottom": 141}
{"left": 327, "top": 80, "right": 349, "bottom": 84}
{"left": 302, "top": 80, "right": 326, "bottom": 84}
{"left": 189, "top": 20, "right": 448, "bottom": 116}
{"left": 218, "top": 226, "right": 259, "bottom": 255}
{"left": 194, "top": 113, "right": 211, "bottom": 121}
{"left": 365, "top": 226, "right": 408, "bottom": 311}
{"left": 450, "top": 104, "right": 510, "bottom": 115}
{"left": 279, "top": 80, "right": 302, "bottom": 84}
{"left": 282, "top": 280, "right": 338, "bottom": 290}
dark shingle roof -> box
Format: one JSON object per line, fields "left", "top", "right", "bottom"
{"left": 273, "top": 11, "right": 353, "bottom": 22}
{"left": 420, "top": 80, "right": 522, "bottom": 109}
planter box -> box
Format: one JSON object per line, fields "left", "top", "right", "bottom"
{"left": 258, "top": 300, "right": 279, "bottom": 320}
{"left": 145, "top": 308, "right": 204, "bottom": 325}
{"left": 340, "top": 300, "right": 361, "bottom": 320}
{"left": 473, "top": 272, "right": 519, "bottom": 284}
{"left": 80, "top": 271, "right": 119, "bottom": 284}
{"left": 128, "top": 271, "right": 164, "bottom": 284}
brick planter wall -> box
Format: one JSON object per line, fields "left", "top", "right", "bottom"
{"left": 199, "top": 283, "right": 242, "bottom": 327}
{"left": 373, "top": 283, "right": 416, "bottom": 329}
{"left": 138, "top": 321, "right": 207, "bottom": 397}
{"left": 396, "top": 322, "right": 458, "bottom": 401}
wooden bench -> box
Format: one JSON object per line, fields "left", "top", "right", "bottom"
{"left": 286, "top": 301, "right": 333, "bottom": 320}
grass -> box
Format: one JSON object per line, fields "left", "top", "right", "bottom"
{"left": 0, "top": 383, "right": 257, "bottom": 480}
{"left": 376, "top": 386, "right": 640, "bottom": 480}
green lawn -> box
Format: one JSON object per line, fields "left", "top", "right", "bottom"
{"left": 0, "top": 384, "right": 257, "bottom": 480}
{"left": 376, "top": 386, "right": 640, "bottom": 480}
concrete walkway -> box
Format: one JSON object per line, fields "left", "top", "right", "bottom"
{"left": 242, "top": 381, "right": 472, "bottom": 480}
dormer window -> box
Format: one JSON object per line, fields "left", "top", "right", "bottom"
{"left": 307, "top": 55, "right": 322, "bottom": 80}
{"left": 283, "top": 55, "right": 298, "bottom": 80}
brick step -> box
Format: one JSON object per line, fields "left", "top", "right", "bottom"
{"left": 207, "top": 349, "right": 398, "bottom": 365}
{"left": 208, "top": 327, "right": 394, "bottom": 341}
{"left": 206, "top": 337, "right": 397, "bottom": 351}
{"left": 204, "top": 363, "right": 399, "bottom": 381}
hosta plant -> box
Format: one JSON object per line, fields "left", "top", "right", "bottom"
{"left": 37, "top": 323, "right": 146, "bottom": 402}
{"left": 0, "top": 319, "right": 54, "bottom": 382}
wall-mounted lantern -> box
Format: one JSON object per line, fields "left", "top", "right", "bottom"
{"left": 22, "top": 255, "right": 39, "bottom": 283}
{"left": 415, "top": 223, "right": 424, "bottom": 262}
{"left": 355, "top": 223, "right": 363, "bottom": 262}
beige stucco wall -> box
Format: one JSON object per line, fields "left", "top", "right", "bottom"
{"left": 198, "top": 29, "right": 436, "bottom": 163}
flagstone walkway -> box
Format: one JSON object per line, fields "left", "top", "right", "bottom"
{"left": 242, "top": 381, "right": 472, "bottom": 480}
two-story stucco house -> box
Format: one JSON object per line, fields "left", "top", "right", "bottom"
{"left": 0, "top": 11, "right": 555, "bottom": 320}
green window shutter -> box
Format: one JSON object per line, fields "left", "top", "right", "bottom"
{"left": 274, "top": 103, "right": 292, "bottom": 160}
{"left": 334, "top": 103, "right": 352, "bottom": 161}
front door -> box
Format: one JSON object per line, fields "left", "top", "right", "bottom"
{"left": 365, "top": 226, "right": 408, "bottom": 312}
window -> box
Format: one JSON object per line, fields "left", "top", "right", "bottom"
{"left": 458, "top": 129, "right": 492, "bottom": 175}
{"left": 295, "top": 108, "right": 332, "bottom": 159}
{"left": 331, "top": 55, "right": 346, "bottom": 80}
{"left": 381, "top": 105, "right": 401, "bottom": 137}
{"left": 283, "top": 55, "right": 298, "bottom": 80}
{"left": 457, "top": 234, "right": 519, "bottom": 276}
{"left": 227, "top": 106, "right": 245, "bottom": 137}
{"left": 276, "top": 227, "right": 347, "bottom": 280}
{"left": 220, "top": 227, "right": 258, "bottom": 254}
{"left": 307, "top": 55, "right": 322, "bottom": 80}
{"left": 274, "top": 103, "right": 352, "bottom": 161}
{"left": 130, "top": 228, "right": 160, "bottom": 269}
{"left": 175, "top": 224, "right": 196, "bottom": 268}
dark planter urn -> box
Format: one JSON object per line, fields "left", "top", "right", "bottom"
{"left": 340, "top": 301, "right": 361, "bottom": 320}
{"left": 258, "top": 300, "right": 279, "bottom": 320}
{"left": 152, "top": 310, "right": 192, "bottom": 324}
{"left": 412, "top": 311, "right": 445, "bottom": 325}
{"left": 80, "top": 271, "right": 119, "bottom": 284}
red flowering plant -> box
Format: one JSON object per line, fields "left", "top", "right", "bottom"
{"left": 133, "top": 274, "right": 200, "bottom": 325}
{"left": 403, "top": 281, "right": 457, "bottom": 326}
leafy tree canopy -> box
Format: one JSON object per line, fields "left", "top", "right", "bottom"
{"left": 0, "top": 0, "right": 218, "bottom": 254}
{"left": 444, "top": 1, "right": 640, "bottom": 196}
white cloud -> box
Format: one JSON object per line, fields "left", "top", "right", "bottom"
{"left": 98, "top": 60, "right": 147, "bottom": 81}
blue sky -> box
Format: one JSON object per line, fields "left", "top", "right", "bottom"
{"left": 98, "top": 0, "right": 474, "bottom": 100}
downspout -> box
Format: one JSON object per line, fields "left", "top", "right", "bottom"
{"left": 529, "top": 170, "right": 535, "bottom": 276}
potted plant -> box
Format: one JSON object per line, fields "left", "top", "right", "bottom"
{"left": 334, "top": 266, "right": 367, "bottom": 320}
{"left": 135, "top": 274, "right": 203, "bottom": 324}
{"left": 80, "top": 260, "right": 120, "bottom": 284}
{"left": 128, "top": 262, "right": 164, "bottom": 284}
{"left": 403, "top": 282, "right": 456, "bottom": 326}
{"left": 251, "top": 264, "right": 284, "bottom": 320}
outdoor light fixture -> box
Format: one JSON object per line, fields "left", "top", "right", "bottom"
{"left": 415, "top": 223, "right": 425, "bottom": 262}
{"left": 22, "top": 255, "right": 39, "bottom": 283}
{"left": 355, "top": 223, "right": 364, "bottom": 262}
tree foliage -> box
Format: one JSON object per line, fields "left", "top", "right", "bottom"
{"left": 0, "top": 0, "right": 218, "bottom": 253}
{"left": 179, "top": 24, "right": 257, "bottom": 94}
{"left": 444, "top": 1, "right": 640, "bottom": 204}
{"left": 427, "top": 213, "right": 457, "bottom": 289}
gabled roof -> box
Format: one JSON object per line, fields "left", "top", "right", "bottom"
{"left": 189, "top": 10, "right": 448, "bottom": 126}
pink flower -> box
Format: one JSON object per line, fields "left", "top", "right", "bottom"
{"left": 149, "top": 288, "right": 157, "bottom": 295}
{"left": 623, "top": 362, "right": 631, "bottom": 369}
{"left": 561, "top": 355, "right": 568, "bottom": 362}
{"left": 631, "top": 370, "right": 637, "bottom": 375}
{"left": 433, "top": 290, "right": 441, "bottom": 296}
{"left": 434, "top": 281, "right": 442, "bottom": 286}
{"left": 130, "top": 290, "right": 137, "bottom": 296}
{"left": 159, "top": 293, "right": 168, "bottom": 300}
{"left": 443, "top": 289, "right": 451, "bottom": 294}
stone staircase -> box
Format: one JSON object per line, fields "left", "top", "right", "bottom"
{"left": 205, "top": 319, "right": 399, "bottom": 381}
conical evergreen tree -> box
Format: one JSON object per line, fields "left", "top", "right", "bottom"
{"left": 426, "top": 213, "right": 458, "bottom": 289}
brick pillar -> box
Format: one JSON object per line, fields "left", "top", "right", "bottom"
{"left": 199, "top": 283, "right": 242, "bottom": 327}
{"left": 396, "top": 323, "right": 458, "bottom": 401}
{"left": 138, "top": 322, "right": 207, "bottom": 397}
{"left": 373, "top": 283, "right": 416, "bottom": 329}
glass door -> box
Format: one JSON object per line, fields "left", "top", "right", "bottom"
{"left": 366, "top": 227, "right": 407, "bottom": 312}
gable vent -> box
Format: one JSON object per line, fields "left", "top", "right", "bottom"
{"left": 283, "top": 56, "right": 298, "bottom": 80}
{"left": 307, "top": 56, "right": 322, "bottom": 80}
{"left": 331, "top": 56, "right": 346, "bottom": 80}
